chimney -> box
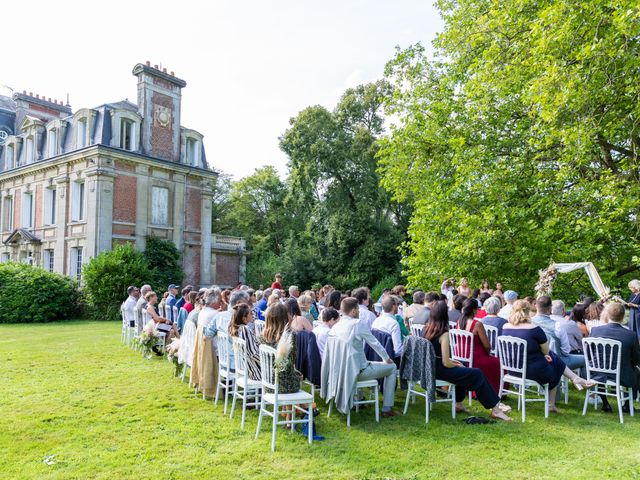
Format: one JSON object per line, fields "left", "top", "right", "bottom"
{"left": 132, "top": 62, "right": 187, "bottom": 162}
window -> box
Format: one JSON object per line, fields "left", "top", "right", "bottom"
{"left": 21, "top": 192, "right": 33, "bottom": 228}
{"left": 186, "top": 138, "right": 199, "bottom": 166}
{"left": 71, "top": 247, "right": 83, "bottom": 280}
{"left": 25, "top": 137, "right": 34, "bottom": 164}
{"left": 0, "top": 253, "right": 9, "bottom": 263}
{"left": 71, "top": 182, "right": 85, "bottom": 221}
{"left": 76, "top": 120, "right": 87, "bottom": 149}
{"left": 44, "top": 249, "right": 55, "bottom": 272}
{"left": 44, "top": 187, "right": 57, "bottom": 225}
{"left": 2, "top": 197, "right": 13, "bottom": 230}
{"left": 5, "top": 145, "right": 14, "bottom": 169}
{"left": 151, "top": 186, "right": 169, "bottom": 226}
{"left": 48, "top": 129, "right": 58, "bottom": 157}
{"left": 120, "top": 119, "right": 134, "bottom": 150}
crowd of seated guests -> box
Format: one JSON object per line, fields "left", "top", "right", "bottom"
{"left": 123, "top": 274, "right": 640, "bottom": 424}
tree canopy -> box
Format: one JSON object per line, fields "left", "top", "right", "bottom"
{"left": 379, "top": 0, "right": 640, "bottom": 297}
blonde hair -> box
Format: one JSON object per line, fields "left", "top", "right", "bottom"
{"left": 297, "top": 294, "right": 312, "bottom": 312}
{"left": 601, "top": 302, "right": 625, "bottom": 323}
{"left": 267, "top": 293, "right": 280, "bottom": 307}
{"left": 509, "top": 300, "right": 532, "bottom": 326}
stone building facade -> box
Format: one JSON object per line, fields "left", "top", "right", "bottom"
{"left": 0, "top": 62, "right": 246, "bottom": 287}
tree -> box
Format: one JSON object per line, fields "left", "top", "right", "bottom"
{"left": 379, "top": 0, "right": 640, "bottom": 299}
{"left": 211, "top": 173, "right": 234, "bottom": 235}
{"left": 143, "top": 236, "right": 184, "bottom": 290}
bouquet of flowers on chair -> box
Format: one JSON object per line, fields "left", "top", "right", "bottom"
{"left": 166, "top": 339, "right": 183, "bottom": 377}
{"left": 135, "top": 322, "right": 159, "bottom": 359}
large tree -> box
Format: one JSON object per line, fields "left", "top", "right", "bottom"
{"left": 379, "top": 0, "right": 640, "bottom": 298}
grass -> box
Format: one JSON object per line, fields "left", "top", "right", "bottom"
{"left": 1, "top": 321, "right": 639, "bottom": 480}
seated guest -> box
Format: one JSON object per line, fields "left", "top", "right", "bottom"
{"left": 585, "top": 301, "right": 604, "bottom": 328}
{"left": 545, "top": 298, "right": 586, "bottom": 373}
{"left": 313, "top": 307, "right": 339, "bottom": 358}
{"left": 256, "top": 288, "right": 271, "bottom": 312}
{"left": 448, "top": 294, "right": 466, "bottom": 325}
{"left": 353, "top": 287, "right": 377, "bottom": 330}
{"left": 498, "top": 290, "right": 518, "bottom": 319}
{"left": 423, "top": 301, "right": 512, "bottom": 421}
{"left": 325, "top": 290, "right": 343, "bottom": 310}
{"left": 475, "top": 292, "right": 492, "bottom": 319}
{"left": 228, "top": 303, "right": 261, "bottom": 381}
{"left": 392, "top": 295, "right": 409, "bottom": 340}
{"left": 404, "top": 290, "right": 426, "bottom": 323}
{"left": 123, "top": 285, "right": 139, "bottom": 328}
{"left": 297, "top": 294, "right": 316, "bottom": 325}
{"left": 471, "top": 288, "right": 481, "bottom": 308}
{"left": 372, "top": 296, "right": 404, "bottom": 358}
{"left": 531, "top": 296, "right": 562, "bottom": 353}
{"left": 257, "top": 303, "right": 302, "bottom": 393}
{"left": 412, "top": 292, "right": 440, "bottom": 325}
{"left": 570, "top": 304, "right": 589, "bottom": 337}
{"left": 145, "top": 291, "right": 178, "bottom": 354}
{"left": 198, "top": 288, "right": 223, "bottom": 329}
{"left": 303, "top": 290, "right": 320, "bottom": 321}
{"left": 183, "top": 291, "right": 197, "bottom": 314}
{"left": 287, "top": 297, "right": 314, "bottom": 332}
{"left": 175, "top": 286, "right": 192, "bottom": 310}
{"left": 205, "top": 290, "right": 251, "bottom": 370}
{"left": 480, "top": 297, "right": 508, "bottom": 335}
{"left": 329, "top": 297, "right": 399, "bottom": 417}
{"left": 552, "top": 300, "right": 584, "bottom": 354}
{"left": 590, "top": 303, "right": 640, "bottom": 412}
{"left": 456, "top": 299, "right": 501, "bottom": 394}
{"left": 503, "top": 300, "right": 594, "bottom": 413}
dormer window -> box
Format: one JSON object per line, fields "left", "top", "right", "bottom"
{"left": 120, "top": 119, "right": 135, "bottom": 150}
{"left": 24, "top": 137, "right": 34, "bottom": 164}
{"left": 76, "top": 119, "right": 87, "bottom": 149}
{"left": 48, "top": 129, "right": 58, "bottom": 157}
{"left": 5, "top": 144, "right": 14, "bottom": 170}
{"left": 186, "top": 138, "right": 198, "bottom": 166}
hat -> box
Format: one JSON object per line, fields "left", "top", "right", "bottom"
{"left": 504, "top": 290, "right": 518, "bottom": 302}
{"left": 168, "top": 284, "right": 179, "bottom": 290}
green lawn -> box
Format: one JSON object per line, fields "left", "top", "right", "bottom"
{"left": 1, "top": 321, "right": 638, "bottom": 479}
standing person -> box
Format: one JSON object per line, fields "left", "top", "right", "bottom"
{"left": 493, "top": 282, "right": 504, "bottom": 300}
{"left": 626, "top": 279, "right": 640, "bottom": 338}
{"left": 458, "top": 278, "right": 471, "bottom": 297}
{"left": 123, "top": 286, "right": 139, "bottom": 328}
{"left": 329, "top": 297, "right": 399, "bottom": 417}
{"left": 480, "top": 280, "right": 492, "bottom": 295}
{"left": 271, "top": 274, "right": 284, "bottom": 291}
{"left": 423, "top": 301, "right": 512, "bottom": 421}
{"left": 135, "top": 284, "right": 152, "bottom": 333}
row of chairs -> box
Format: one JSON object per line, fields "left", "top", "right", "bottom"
{"left": 406, "top": 321, "right": 634, "bottom": 423}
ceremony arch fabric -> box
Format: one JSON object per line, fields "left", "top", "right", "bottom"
{"left": 551, "top": 262, "right": 608, "bottom": 298}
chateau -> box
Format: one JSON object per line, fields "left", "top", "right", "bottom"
{"left": 0, "top": 62, "right": 246, "bottom": 287}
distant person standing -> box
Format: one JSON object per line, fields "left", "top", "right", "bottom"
{"left": 626, "top": 279, "right": 640, "bottom": 338}
{"left": 271, "top": 273, "right": 283, "bottom": 291}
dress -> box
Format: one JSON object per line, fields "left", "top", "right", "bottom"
{"left": 237, "top": 324, "right": 261, "bottom": 381}
{"left": 502, "top": 325, "right": 565, "bottom": 389}
{"left": 429, "top": 334, "right": 499, "bottom": 409}
{"left": 258, "top": 330, "right": 302, "bottom": 394}
{"left": 627, "top": 292, "right": 640, "bottom": 338}
{"left": 466, "top": 319, "right": 501, "bottom": 394}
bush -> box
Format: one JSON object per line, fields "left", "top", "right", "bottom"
{"left": 143, "top": 236, "right": 184, "bottom": 290}
{"left": 82, "top": 244, "right": 149, "bottom": 322}
{"left": 0, "top": 262, "right": 81, "bottom": 323}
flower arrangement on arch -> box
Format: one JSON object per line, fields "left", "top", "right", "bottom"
{"left": 534, "top": 263, "right": 558, "bottom": 298}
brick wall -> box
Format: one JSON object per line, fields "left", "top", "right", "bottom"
{"left": 112, "top": 175, "right": 137, "bottom": 222}
{"left": 185, "top": 186, "right": 201, "bottom": 230}
{"left": 13, "top": 189, "right": 20, "bottom": 229}
{"left": 150, "top": 92, "right": 174, "bottom": 160}
{"left": 183, "top": 246, "right": 201, "bottom": 286}
{"left": 34, "top": 184, "right": 43, "bottom": 228}
{"left": 216, "top": 253, "right": 240, "bottom": 287}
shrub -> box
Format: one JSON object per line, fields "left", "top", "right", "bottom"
{"left": 0, "top": 262, "right": 81, "bottom": 323}
{"left": 143, "top": 236, "right": 184, "bottom": 290}
{"left": 82, "top": 244, "right": 149, "bottom": 321}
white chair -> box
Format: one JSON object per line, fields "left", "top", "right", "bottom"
{"left": 255, "top": 344, "right": 314, "bottom": 452}
{"left": 403, "top": 379, "right": 456, "bottom": 423}
{"left": 141, "top": 310, "right": 166, "bottom": 355}
{"left": 484, "top": 325, "right": 498, "bottom": 356}
{"left": 448, "top": 320, "right": 457, "bottom": 330}
{"left": 121, "top": 304, "right": 136, "bottom": 346}
{"left": 214, "top": 331, "right": 235, "bottom": 411}
{"left": 410, "top": 324, "right": 424, "bottom": 337}
{"left": 178, "top": 320, "right": 197, "bottom": 384}
{"left": 498, "top": 336, "right": 549, "bottom": 422}
{"left": 582, "top": 337, "right": 635, "bottom": 424}
{"left": 327, "top": 379, "right": 380, "bottom": 427}
{"left": 449, "top": 329, "right": 474, "bottom": 405}
{"left": 230, "top": 337, "right": 262, "bottom": 429}
{"left": 254, "top": 320, "right": 266, "bottom": 338}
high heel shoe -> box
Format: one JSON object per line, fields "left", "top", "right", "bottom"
{"left": 572, "top": 377, "right": 597, "bottom": 391}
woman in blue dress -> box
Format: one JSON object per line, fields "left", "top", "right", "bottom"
{"left": 626, "top": 280, "right": 640, "bottom": 338}
{"left": 502, "top": 300, "right": 594, "bottom": 413}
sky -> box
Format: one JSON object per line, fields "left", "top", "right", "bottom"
{"left": 2, "top": 0, "right": 442, "bottom": 179}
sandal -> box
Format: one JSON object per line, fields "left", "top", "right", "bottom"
{"left": 572, "top": 377, "right": 597, "bottom": 391}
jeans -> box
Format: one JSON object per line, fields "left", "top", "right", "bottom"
{"left": 357, "top": 362, "right": 397, "bottom": 408}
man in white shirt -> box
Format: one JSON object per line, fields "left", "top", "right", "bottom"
{"left": 123, "top": 285, "right": 139, "bottom": 327}
{"left": 498, "top": 290, "right": 518, "bottom": 319}
{"left": 353, "top": 287, "right": 377, "bottom": 330}
{"left": 312, "top": 307, "right": 339, "bottom": 358}
{"left": 330, "top": 297, "right": 398, "bottom": 417}
{"left": 372, "top": 296, "right": 404, "bottom": 358}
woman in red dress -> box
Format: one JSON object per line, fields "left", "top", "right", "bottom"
{"left": 456, "top": 298, "right": 501, "bottom": 394}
